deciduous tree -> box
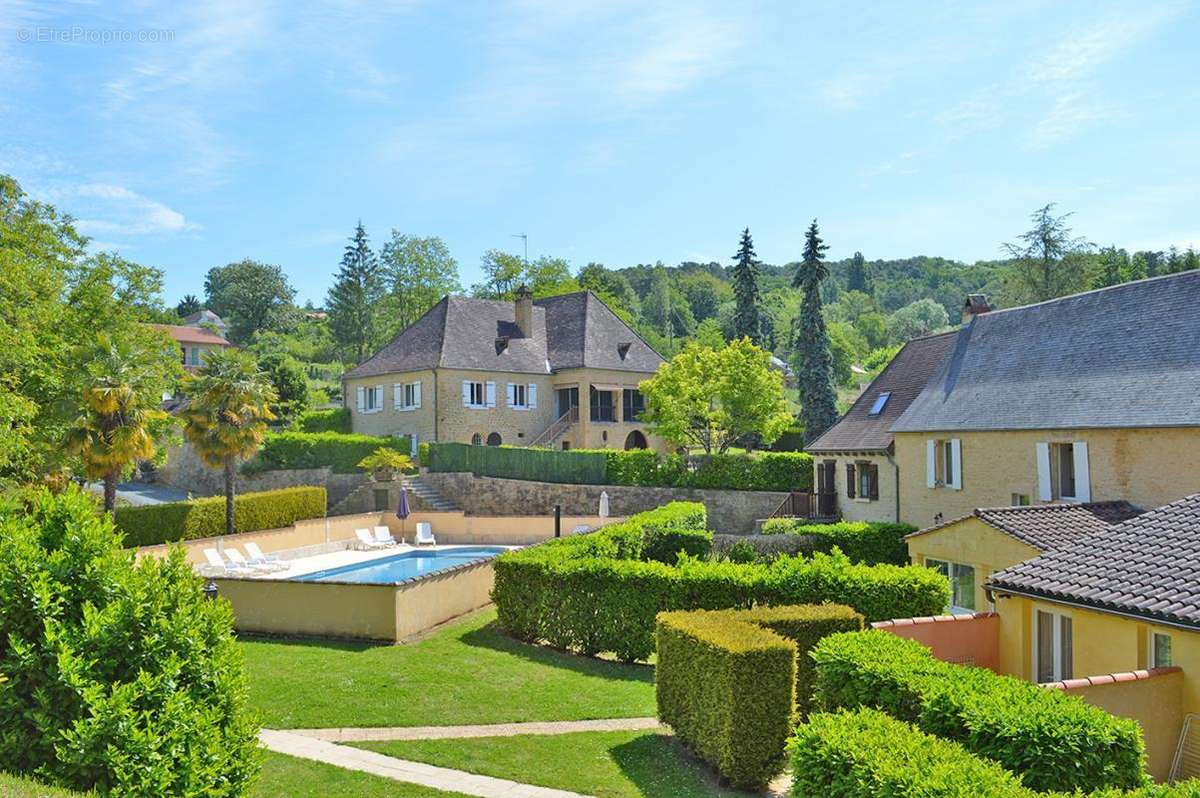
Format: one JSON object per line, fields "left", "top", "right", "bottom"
{"left": 204, "top": 259, "right": 296, "bottom": 342}
{"left": 379, "top": 232, "right": 461, "bottom": 333}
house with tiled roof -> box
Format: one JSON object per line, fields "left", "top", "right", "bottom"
{"left": 804, "top": 330, "right": 957, "bottom": 522}
{"left": 890, "top": 271, "right": 1200, "bottom": 528}
{"left": 149, "top": 323, "right": 232, "bottom": 371}
{"left": 342, "top": 288, "right": 667, "bottom": 451}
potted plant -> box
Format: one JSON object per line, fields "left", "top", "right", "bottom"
{"left": 357, "top": 447, "right": 414, "bottom": 482}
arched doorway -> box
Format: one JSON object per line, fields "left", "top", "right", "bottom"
{"left": 624, "top": 430, "right": 648, "bottom": 450}
{"left": 486, "top": 432, "right": 502, "bottom": 447}
{"left": 471, "top": 433, "right": 482, "bottom": 446}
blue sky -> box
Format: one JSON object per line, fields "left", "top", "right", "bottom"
{"left": 3, "top": 0, "right": 1198, "bottom": 305}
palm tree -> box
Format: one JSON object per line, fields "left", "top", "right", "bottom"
{"left": 181, "top": 348, "right": 276, "bottom": 536}
{"left": 64, "top": 335, "right": 169, "bottom": 512}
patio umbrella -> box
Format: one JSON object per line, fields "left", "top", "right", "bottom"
{"left": 599, "top": 490, "right": 610, "bottom": 519}
{"left": 397, "top": 486, "right": 411, "bottom": 544}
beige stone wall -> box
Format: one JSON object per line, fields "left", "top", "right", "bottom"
{"left": 344, "top": 369, "right": 437, "bottom": 441}
{"left": 809, "top": 452, "right": 899, "bottom": 522}
{"left": 894, "top": 427, "right": 1200, "bottom": 528}
{"left": 433, "top": 368, "right": 557, "bottom": 446}
{"left": 553, "top": 367, "right": 669, "bottom": 453}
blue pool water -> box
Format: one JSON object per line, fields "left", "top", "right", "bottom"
{"left": 293, "top": 547, "right": 508, "bottom": 584}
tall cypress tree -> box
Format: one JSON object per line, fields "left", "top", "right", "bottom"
{"left": 792, "top": 219, "right": 839, "bottom": 443}
{"left": 327, "top": 221, "right": 384, "bottom": 363}
{"left": 846, "top": 251, "right": 869, "bottom": 293}
{"left": 731, "top": 228, "right": 762, "bottom": 345}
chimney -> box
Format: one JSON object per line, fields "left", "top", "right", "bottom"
{"left": 962, "top": 293, "right": 992, "bottom": 324}
{"left": 514, "top": 285, "right": 533, "bottom": 337}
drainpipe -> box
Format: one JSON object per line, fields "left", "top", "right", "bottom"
{"left": 886, "top": 449, "right": 900, "bottom": 523}
{"left": 432, "top": 367, "right": 439, "bottom": 442}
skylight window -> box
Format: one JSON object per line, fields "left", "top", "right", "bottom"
{"left": 868, "top": 392, "right": 891, "bottom": 416}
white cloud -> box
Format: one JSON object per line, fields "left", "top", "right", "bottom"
{"left": 67, "top": 183, "right": 198, "bottom": 237}
{"left": 1031, "top": 92, "right": 1113, "bottom": 146}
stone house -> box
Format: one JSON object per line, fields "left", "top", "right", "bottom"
{"left": 890, "top": 271, "right": 1200, "bottom": 528}
{"left": 804, "top": 330, "right": 956, "bottom": 522}
{"left": 342, "top": 288, "right": 668, "bottom": 451}
{"left": 150, "top": 323, "right": 232, "bottom": 371}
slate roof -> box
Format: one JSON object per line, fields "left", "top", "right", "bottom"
{"left": 987, "top": 493, "right": 1200, "bottom": 629}
{"left": 344, "top": 291, "right": 664, "bottom": 379}
{"left": 149, "top": 324, "right": 230, "bottom": 347}
{"left": 890, "top": 271, "right": 1200, "bottom": 433}
{"left": 806, "top": 331, "right": 957, "bottom": 453}
{"left": 907, "top": 500, "right": 1143, "bottom": 552}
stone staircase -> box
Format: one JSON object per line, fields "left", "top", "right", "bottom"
{"left": 327, "top": 474, "right": 460, "bottom": 517}
{"left": 403, "top": 474, "right": 459, "bottom": 511}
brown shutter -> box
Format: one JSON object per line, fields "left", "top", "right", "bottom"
{"left": 869, "top": 464, "right": 880, "bottom": 500}
{"left": 846, "top": 463, "right": 856, "bottom": 498}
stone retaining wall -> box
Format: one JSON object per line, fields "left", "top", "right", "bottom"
{"left": 422, "top": 472, "right": 786, "bottom": 534}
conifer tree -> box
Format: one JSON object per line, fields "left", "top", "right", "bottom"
{"left": 327, "top": 221, "right": 384, "bottom": 363}
{"left": 791, "top": 219, "right": 838, "bottom": 443}
{"left": 731, "top": 228, "right": 763, "bottom": 344}
{"left": 846, "top": 251, "right": 870, "bottom": 293}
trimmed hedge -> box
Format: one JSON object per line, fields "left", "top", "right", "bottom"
{"left": 712, "top": 533, "right": 822, "bottom": 561}
{"left": 293, "top": 407, "right": 352, "bottom": 433}
{"left": 790, "top": 709, "right": 1200, "bottom": 798}
{"left": 242, "top": 431, "right": 411, "bottom": 474}
{"left": 810, "top": 630, "right": 1147, "bottom": 793}
{"left": 492, "top": 503, "right": 948, "bottom": 662}
{"left": 657, "top": 605, "right": 863, "bottom": 789}
{"left": 760, "top": 519, "right": 916, "bottom": 565}
{"left": 114, "top": 486, "right": 327, "bottom": 547}
{"left": 425, "top": 442, "right": 813, "bottom": 492}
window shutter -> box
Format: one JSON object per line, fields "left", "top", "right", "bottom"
{"left": 375, "top": 385, "right": 384, "bottom": 412}
{"left": 950, "top": 438, "right": 962, "bottom": 490}
{"left": 1073, "top": 441, "right": 1091, "bottom": 502}
{"left": 356, "top": 386, "right": 365, "bottom": 412}
{"left": 528, "top": 383, "right": 537, "bottom": 409}
{"left": 394, "top": 383, "right": 403, "bottom": 409}
{"left": 485, "top": 381, "right": 496, "bottom": 408}
{"left": 462, "top": 381, "right": 471, "bottom": 407}
{"left": 869, "top": 465, "right": 880, "bottom": 500}
{"left": 926, "top": 440, "right": 936, "bottom": 488}
{"left": 1036, "top": 442, "right": 1052, "bottom": 501}
{"left": 846, "top": 463, "right": 856, "bottom": 498}
{"left": 413, "top": 381, "right": 421, "bottom": 409}
{"left": 507, "top": 383, "right": 516, "bottom": 407}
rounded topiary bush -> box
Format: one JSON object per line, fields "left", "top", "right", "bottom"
{"left": 0, "top": 487, "right": 260, "bottom": 796}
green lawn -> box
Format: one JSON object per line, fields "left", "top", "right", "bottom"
{"left": 354, "top": 731, "right": 759, "bottom": 798}
{"left": 0, "top": 772, "right": 89, "bottom": 797}
{"left": 252, "top": 752, "right": 469, "bottom": 798}
{"left": 240, "top": 608, "right": 656, "bottom": 729}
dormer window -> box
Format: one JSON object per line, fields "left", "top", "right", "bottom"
{"left": 617, "top": 341, "right": 632, "bottom": 360}
{"left": 868, "top": 392, "right": 891, "bottom": 416}
{"left": 495, "top": 336, "right": 509, "bottom": 354}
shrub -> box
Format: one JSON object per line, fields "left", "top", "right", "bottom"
{"left": 293, "top": 407, "right": 351, "bottom": 434}
{"left": 769, "top": 425, "right": 806, "bottom": 452}
{"left": 688, "top": 452, "right": 813, "bottom": 492}
{"left": 713, "top": 533, "right": 820, "bottom": 561}
{"left": 0, "top": 488, "right": 260, "bottom": 796}
{"left": 760, "top": 519, "right": 915, "bottom": 565}
{"left": 810, "top": 630, "right": 1147, "bottom": 792}
{"left": 492, "top": 504, "right": 946, "bottom": 662}
{"left": 242, "top": 431, "right": 411, "bottom": 475}
{"left": 114, "top": 486, "right": 326, "bottom": 547}
{"left": 656, "top": 605, "right": 862, "bottom": 789}
{"left": 428, "top": 442, "right": 608, "bottom": 484}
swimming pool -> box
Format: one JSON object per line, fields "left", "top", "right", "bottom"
{"left": 292, "top": 546, "right": 508, "bottom": 584}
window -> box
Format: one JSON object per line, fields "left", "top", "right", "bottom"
{"left": 847, "top": 462, "right": 879, "bottom": 501}
{"left": 471, "top": 433, "right": 482, "bottom": 445}
{"left": 622, "top": 389, "right": 645, "bottom": 421}
{"left": 927, "top": 438, "right": 961, "bottom": 490}
{"left": 366, "top": 386, "right": 384, "bottom": 412}
{"left": 1151, "top": 632, "right": 1173, "bottom": 668}
{"left": 926, "top": 559, "right": 975, "bottom": 613}
{"left": 510, "top": 383, "right": 527, "bottom": 408}
{"left": 486, "top": 432, "right": 502, "bottom": 447}
{"left": 1054, "top": 443, "right": 1076, "bottom": 499}
{"left": 1012, "top": 493, "right": 1031, "bottom": 506}
{"left": 590, "top": 387, "right": 615, "bottom": 422}
{"left": 1037, "top": 441, "right": 1090, "bottom": 502}
{"left": 187, "top": 346, "right": 202, "bottom": 366}
{"left": 463, "top": 380, "right": 494, "bottom": 409}
{"left": 868, "top": 392, "right": 891, "bottom": 416}
{"left": 395, "top": 381, "right": 421, "bottom": 411}
{"left": 1034, "top": 610, "right": 1073, "bottom": 683}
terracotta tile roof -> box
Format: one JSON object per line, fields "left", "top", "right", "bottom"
{"left": 987, "top": 493, "right": 1200, "bottom": 628}
{"left": 806, "top": 330, "right": 956, "bottom": 453}
{"left": 908, "top": 501, "right": 1143, "bottom": 552}
{"left": 149, "top": 324, "right": 230, "bottom": 347}
{"left": 891, "top": 271, "right": 1200, "bottom": 433}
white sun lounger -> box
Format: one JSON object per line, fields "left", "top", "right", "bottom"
{"left": 414, "top": 522, "right": 436, "bottom": 547}
{"left": 356, "top": 528, "right": 389, "bottom": 550}
{"left": 224, "top": 547, "right": 277, "bottom": 574}
{"left": 203, "top": 548, "right": 252, "bottom": 576}
{"left": 244, "top": 541, "right": 285, "bottom": 570}
{"left": 373, "top": 526, "right": 398, "bottom": 547}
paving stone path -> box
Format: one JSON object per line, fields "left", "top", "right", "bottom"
{"left": 287, "top": 716, "right": 662, "bottom": 743}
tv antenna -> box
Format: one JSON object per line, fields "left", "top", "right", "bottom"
{"left": 511, "top": 233, "right": 528, "bottom": 266}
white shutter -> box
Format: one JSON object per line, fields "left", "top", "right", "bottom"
{"left": 485, "top": 381, "right": 496, "bottom": 408}
{"left": 926, "top": 440, "right": 936, "bottom": 488}
{"left": 356, "top": 386, "right": 366, "bottom": 412}
{"left": 462, "top": 381, "right": 471, "bottom": 407}
{"left": 507, "top": 383, "right": 516, "bottom": 407}
{"left": 393, "top": 383, "right": 402, "bottom": 410}
{"left": 1036, "top": 442, "right": 1052, "bottom": 501}
{"left": 950, "top": 438, "right": 962, "bottom": 490}
{"left": 1073, "top": 441, "right": 1090, "bottom": 502}
{"left": 528, "top": 383, "right": 537, "bottom": 409}
{"left": 375, "top": 385, "right": 384, "bottom": 412}
{"left": 413, "top": 381, "right": 422, "bottom": 409}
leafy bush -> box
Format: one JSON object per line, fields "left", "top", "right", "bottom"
{"left": 656, "top": 605, "right": 863, "bottom": 789}
{"left": 686, "top": 452, "right": 813, "bottom": 492}
{"left": 428, "top": 442, "right": 608, "bottom": 484}
{"left": 760, "top": 519, "right": 915, "bottom": 565}
{"left": 243, "top": 431, "right": 410, "bottom": 474}
{"left": 293, "top": 407, "right": 351, "bottom": 433}
{"left": 114, "top": 486, "right": 327, "bottom": 547}
{"left": 0, "top": 488, "right": 260, "bottom": 796}
{"left": 492, "top": 504, "right": 946, "bottom": 661}
{"left": 810, "top": 630, "right": 1147, "bottom": 792}
{"left": 713, "top": 533, "right": 822, "bottom": 561}
{"left": 769, "top": 425, "right": 806, "bottom": 452}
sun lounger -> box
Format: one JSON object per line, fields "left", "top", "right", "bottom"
{"left": 224, "top": 547, "right": 277, "bottom": 574}
{"left": 202, "top": 548, "right": 252, "bottom": 576}
{"left": 244, "top": 541, "right": 285, "bottom": 570}
{"left": 356, "top": 528, "right": 389, "bottom": 550}
{"left": 414, "top": 522, "right": 436, "bottom": 546}
{"left": 373, "top": 526, "right": 398, "bottom": 547}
